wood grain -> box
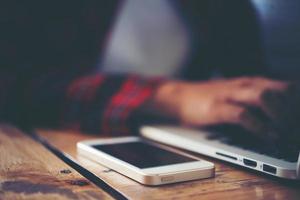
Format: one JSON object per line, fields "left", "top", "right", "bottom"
{"left": 0, "top": 125, "right": 113, "bottom": 200}
{"left": 38, "top": 129, "right": 300, "bottom": 200}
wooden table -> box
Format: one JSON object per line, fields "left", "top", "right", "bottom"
{"left": 1, "top": 125, "right": 300, "bottom": 199}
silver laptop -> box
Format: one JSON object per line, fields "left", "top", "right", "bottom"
{"left": 142, "top": 1, "right": 300, "bottom": 180}
{"left": 140, "top": 125, "right": 300, "bottom": 180}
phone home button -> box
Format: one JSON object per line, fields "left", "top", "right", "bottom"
{"left": 161, "top": 176, "right": 174, "bottom": 182}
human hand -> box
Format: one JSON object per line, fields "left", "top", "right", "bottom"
{"left": 154, "top": 77, "right": 299, "bottom": 142}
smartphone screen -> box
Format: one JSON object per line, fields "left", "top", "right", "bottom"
{"left": 92, "top": 141, "right": 197, "bottom": 169}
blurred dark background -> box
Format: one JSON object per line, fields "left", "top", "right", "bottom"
{"left": 101, "top": 0, "right": 300, "bottom": 80}
{"left": 252, "top": 0, "right": 300, "bottom": 79}
{"left": 2, "top": 0, "right": 300, "bottom": 79}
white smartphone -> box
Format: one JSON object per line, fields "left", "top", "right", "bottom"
{"left": 77, "top": 137, "right": 214, "bottom": 185}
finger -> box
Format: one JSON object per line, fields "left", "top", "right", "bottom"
{"left": 238, "top": 106, "right": 278, "bottom": 141}
{"left": 228, "top": 86, "right": 262, "bottom": 106}
{"left": 221, "top": 104, "right": 277, "bottom": 141}
{"left": 215, "top": 104, "right": 245, "bottom": 124}
{"left": 261, "top": 89, "right": 287, "bottom": 122}
{"left": 261, "top": 83, "right": 300, "bottom": 124}
{"left": 228, "top": 77, "right": 288, "bottom": 107}
{"left": 191, "top": 104, "right": 245, "bottom": 127}
{"left": 254, "top": 77, "right": 288, "bottom": 90}
{"left": 264, "top": 83, "right": 300, "bottom": 143}
{"left": 231, "top": 77, "right": 287, "bottom": 91}
{"left": 228, "top": 84, "right": 289, "bottom": 122}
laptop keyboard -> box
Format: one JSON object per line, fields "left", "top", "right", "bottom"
{"left": 205, "top": 125, "right": 299, "bottom": 163}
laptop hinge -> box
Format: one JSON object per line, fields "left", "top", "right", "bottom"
{"left": 297, "top": 152, "right": 300, "bottom": 178}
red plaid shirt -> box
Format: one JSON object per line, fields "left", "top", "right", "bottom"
{"left": 63, "top": 74, "right": 163, "bottom": 135}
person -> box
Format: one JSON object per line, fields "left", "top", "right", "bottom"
{"left": 1, "top": 1, "right": 299, "bottom": 145}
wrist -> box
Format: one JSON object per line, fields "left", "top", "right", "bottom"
{"left": 152, "top": 80, "right": 186, "bottom": 117}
